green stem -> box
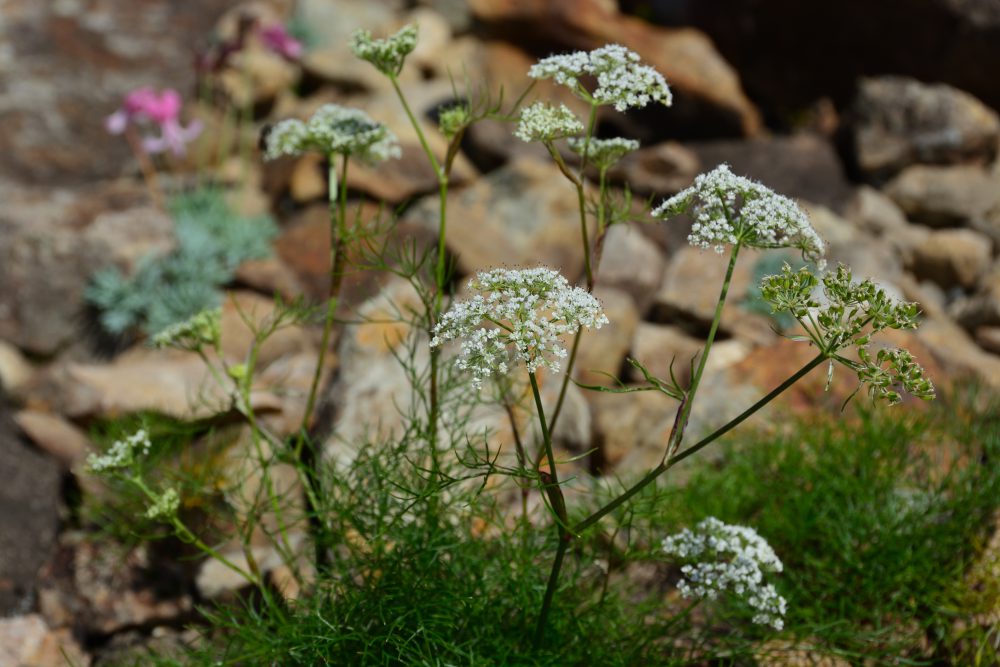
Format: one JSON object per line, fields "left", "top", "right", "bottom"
{"left": 574, "top": 352, "right": 826, "bottom": 534}
{"left": 529, "top": 371, "right": 570, "bottom": 647}
{"left": 543, "top": 331, "right": 583, "bottom": 446}
{"left": 301, "top": 155, "right": 349, "bottom": 432}
{"left": 664, "top": 243, "right": 742, "bottom": 461}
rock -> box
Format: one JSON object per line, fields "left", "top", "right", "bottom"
{"left": 36, "top": 533, "right": 192, "bottom": 636}
{"left": 0, "top": 0, "right": 234, "bottom": 186}
{"left": 91, "top": 626, "right": 201, "bottom": 667}
{"left": 232, "top": 255, "right": 304, "bottom": 301}
{"left": 974, "top": 326, "right": 1000, "bottom": 354}
{"left": 470, "top": 0, "right": 762, "bottom": 137}
{"left": 843, "top": 77, "right": 1000, "bottom": 182}
{"left": 687, "top": 134, "right": 854, "bottom": 211}
{"left": 0, "top": 405, "right": 61, "bottom": 616}
{"left": 844, "top": 186, "right": 931, "bottom": 264}
{"left": 608, "top": 141, "right": 701, "bottom": 196}
{"left": 802, "top": 203, "right": 907, "bottom": 289}
{"left": 681, "top": 2, "right": 1000, "bottom": 138}
{"left": 651, "top": 245, "right": 775, "bottom": 346}
{"left": 629, "top": 323, "right": 703, "bottom": 386}
{"left": 755, "top": 639, "right": 851, "bottom": 667}
{"left": 575, "top": 287, "right": 639, "bottom": 387}
{"left": 403, "top": 7, "right": 453, "bottom": 75}
{"left": 911, "top": 228, "right": 993, "bottom": 289}
{"left": 13, "top": 410, "right": 92, "bottom": 469}
{"left": 0, "top": 339, "right": 34, "bottom": 398}
{"left": 197, "top": 533, "right": 307, "bottom": 599}
{"left": 589, "top": 388, "right": 678, "bottom": 471}
{"left": 0, "top": 181, "right": 182, "bottom": 356}
{"left": 914, "top": 315, "right": 1000, "bottom": 390}
{"left": 596, "top": 224, "right": 667, "bottom": 311}
{"left": 0, "top": 614, "right": 90, "bottom": 667}
{"left": 405, "top": 157, "right": 588, "bottom": 281}
{"left": 884, "top": 164, "right": 1000, "bottom": 238}
{"left": 948, "top": 262, "right": 1000, "bottom": 329}
{"left": 288, "top": 152, "right": 327, "bottom": 203}
{"left": 218, "top": 48, "right": 300, "bottom": 108}
{"left": 220, "top": 290, "right": 317, "bottom": 369}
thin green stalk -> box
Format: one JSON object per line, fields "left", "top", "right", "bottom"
{"left": 664, "top": 243, "right": 742, "bottom": 461}
{"left": 574, "top": 352, "right": 826, "bottom": 534}
{"left": 301, "top": 155, "right": 349, "bottom": 432}
{"left": 529, "top": 370, "right": 570, "bottom": 647}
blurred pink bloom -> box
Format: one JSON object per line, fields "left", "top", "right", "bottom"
{"left": 259, "top": 24, "right": 302, "bottom": 60}
{"left": 105, "top": 87, "right": 203, "bottom": 156}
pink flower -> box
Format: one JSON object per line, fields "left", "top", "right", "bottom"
{"left": 259, "top": 24, "right": 303, "bottom": 60}
{"left": 105, "top": 87, "right": 203, "bottom": 156}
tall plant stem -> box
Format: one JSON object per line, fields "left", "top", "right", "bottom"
{"left": 546, "top": 103, "right": 601, "bottom": 437}
{"left": 388, "top": 75, "right": 449, "bottom": 474}
{"left": 665, "top": 243, "right": 741, "bottom": 460}
{"left": 574, "top": 351, "right": 826, "bottom": 534}
{"left": 529, "top": 371, "right": 569, "bottom": 647}
{"left": 301, "top": 155, "right": 349, "bottom": 434}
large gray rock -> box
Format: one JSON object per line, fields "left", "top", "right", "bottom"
{"left": 884, "top": 164, "right": 1000, "bottom": 239}
{"left": 0, "top": 403, "right": 61, "bottom": 616}
{"left": 911, "top": 228, "right": 993, "bottom": 289}
{"left": 844, "top": 77, "right": 1000, "bottom": 182}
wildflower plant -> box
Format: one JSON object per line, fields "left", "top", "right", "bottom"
{"left": 663, "top": 517, "right": 787, "bottom": 630}
{"left": 350, "top": 24, "right": 418, "bottom": 77}
{"left": 514, "top": 102, "right": 585, "bottom": 143}
{"left": 263, "top": 104, "right": 401, "bottom": 164}
{"left": 430, "top": 268, "right": 608, "bottom": 388}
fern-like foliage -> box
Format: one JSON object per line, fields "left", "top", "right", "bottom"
{"left": 86, "top": 187, "right": 278, "bottom": 337}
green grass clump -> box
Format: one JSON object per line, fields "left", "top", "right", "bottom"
{"left": 99, "top": 391, "right": 999, "bottom": 666}
{"left": 86, "top": 187, "right": 277, "bottom": 337}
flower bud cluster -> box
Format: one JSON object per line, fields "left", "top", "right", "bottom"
{"left": 515, "top": 102, "right": 584, "bottom": 143}
{"left": 264, "top": 104, "right": 401, "bottom": 164}
{"left": 145, "top": 487, "right": 181, "bottom": 521}
{"left": 350, "top": 24, "right": 418, "bottom": 77}
{"left": 87, "top": 429, "right": 152, "bottom": 473}
{"left": 430, "top": 268, "right": 609, "bottom": 388}
{"left": 662, "top": 517, "right": 787, "bottom": 630}
{"left": 567, "top": 137, "right": 639, "bottom": 169}
{"left": 529, "top": 44, "right": 672, "bottom": 112}
{"left": 653, "top": 164, "right": 825, "bottom": 262}
{"left": 760, "top": 263, "right": 935, "bottom": 404}
{"left": 151, "top": 307, "right": 221, "bottom": 351}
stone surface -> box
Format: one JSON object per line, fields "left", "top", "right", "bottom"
{"left": 884, "top": 164, "right": 1000, "bottom": 237}
{"left": 0, "top": 614, "right": 90, "bottom": 667}
{"left": 651, "top": 245, "right": 775, "bottom": 346}
{"left": 608, "top": 141, "right": 701, "bottom": 196}
{"left": 843, "top": 77, "right": 1000, "bottom": 182}
{"left": 575, "top": 287, "right": 639, "bottom": 387}
{"left": 911, "top": 228, "right": 993, "bottom": 289}
{"left": 0, "top": 0, "right": 234, "bottom": 187}
{"left": 974, "top": 326, "right": 1000, "bottom": 354}
{"left": 844, "top": 186, "right": 931, "bottom": 264}
{"left": 406, "top": 157, "right": 587, "bottom": 281}
{"left": 36, "top": 533, "right": 192, "bottom": 636}
{"left": 596, "top": 224, "right": 667, "bottom": 312}
{"left": 589, "top": 388, "right": 678, "bottom": 471}
{"left": 687, "top": 134, "right": 855, "bottom": 211}
{"left": 470, "top": 0, "right": 762, "bottom": 137}
{"left": 0, "top": 404, "right": 61, "bottom": 616}
{"left": 0, "top": 339, "right": 34, "bottom": 398}
{"left": 14, "top": 410, "right": 93, "bottom": 469}
{"left": 682, "top": 1, "right": 1000, "bottom": 132}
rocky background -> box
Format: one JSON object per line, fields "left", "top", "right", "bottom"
{"left": 1, "top": 0, "right": 999, "bottom": 663}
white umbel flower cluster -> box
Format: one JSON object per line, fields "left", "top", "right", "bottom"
{"left": 350, "top": 24, "right": 418, "bottom": 76}
{"left": 652, "top": 164, "right": 825, "bottom": 262}
{"left": 264, "top": 104, "right": 401, "bottom": 164}
{"left": 430, "top": 267, "right": 609, "bottom": 388}
{"left": 87, "top": 429, "right": 152, "bottom": 473}
{"left": 528, "top": 44, "right": 672, "bottom": 112}
{"left": 515, "top": 102, "right": 584, "bottom": 143}
{"left": 662, "top": 517, "right": 787, "bottom": 630}
{"left": 567, "top": 137, "right": 640, "bottom": 168}
{"left": 145, "top": 487, "right": 181, "bottom": 521}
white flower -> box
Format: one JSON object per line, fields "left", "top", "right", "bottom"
{"left": 567, "top": 136, "right": 639, "bottom": 168}
{"left": 350, "top": 24, "right": 418, "bottom": 76}
{"left": 264, "top": 104, "right": 401, "bottom": 164}
{"left": 151, "top": 307, "right": 221, "bottom": 350}
{"left": 430, "top": 267, "right": 609, "bottom": 388}
{"left": 87, "top": 429, "right": 152, "bottom": 473}
{"left": 528, "top": 44, "right": 672, "bottom": 112}
{"left": 652, "top": 164, "right": 825, "bottom": 263}
{"left": 663, "top": 517, "right": 787, "bottom": 630}
{"left": 515, "top": 102, "right": 584, "bottom": 143}
{"left": 145, "top": 487, "right": 180, "bottom": 521}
